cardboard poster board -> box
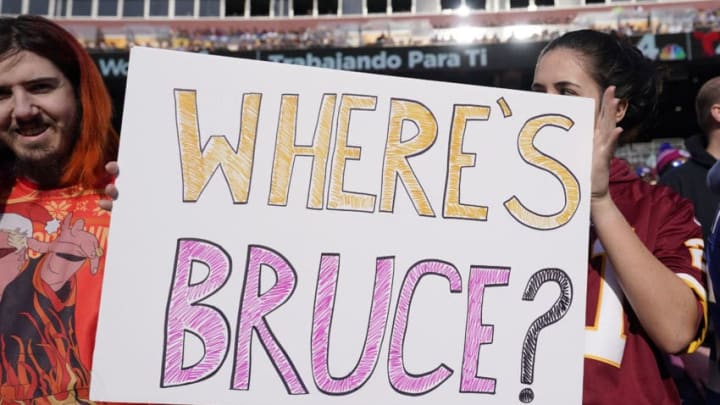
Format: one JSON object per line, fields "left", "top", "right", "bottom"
{"left": 92, "top": 47, "right": 594, "bottom": 405}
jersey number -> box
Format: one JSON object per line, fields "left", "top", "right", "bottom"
{"left": 585, "top": 238, "right": 704, "bottom": 367}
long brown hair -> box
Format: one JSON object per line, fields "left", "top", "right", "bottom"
{"left": 0, "top": 15, "right": 118, "bottom": 188}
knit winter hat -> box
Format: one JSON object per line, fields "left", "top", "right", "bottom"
{"left": 656, "top": 142, "right": 689, "bottom": 176}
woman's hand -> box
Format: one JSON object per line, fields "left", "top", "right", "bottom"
{"left": 98, "top": 161, "right": 119, "bottom": 212}
{"left": 591, "top": 86, "right": 624, "bottom": 202}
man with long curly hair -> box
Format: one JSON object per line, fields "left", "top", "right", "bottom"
{"left": 0, "top": 15, "right": 122, "bottom": 404}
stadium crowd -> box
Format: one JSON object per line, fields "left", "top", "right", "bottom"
{"left": 67, "top": 5, "right": 720, "bottom": 52}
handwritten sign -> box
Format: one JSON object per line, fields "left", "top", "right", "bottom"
{"left": 91, "top": 47, "right": 593, "bottom": 405}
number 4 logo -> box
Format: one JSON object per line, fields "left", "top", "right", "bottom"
{"left": 636, "top": 34, "right": 659, "bottom": 60}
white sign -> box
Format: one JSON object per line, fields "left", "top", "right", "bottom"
{"left": 92, "top": 47, "right": 594, "bottom": 405}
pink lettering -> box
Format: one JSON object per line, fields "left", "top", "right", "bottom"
{"left": 232, "top": 245, "right": 308, "bottom": 394}
{"left": 162, "top": 238, "right": 232, "bottom": 387}
{"left": 388, "top": 260, "right": 462, "bottom": 394}
{"left": 460, "top": 266, "right": 511, "bottom": 393}
{"left": 311, "top": 254, "right": 394, "bottom": 393}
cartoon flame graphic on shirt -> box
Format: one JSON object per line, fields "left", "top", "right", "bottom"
{"left": 0, "top": 197, "right": 106, "bottom": 404}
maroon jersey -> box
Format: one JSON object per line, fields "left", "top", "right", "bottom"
{"left": 583, "top": 158, "right": 707, "bottom": 405}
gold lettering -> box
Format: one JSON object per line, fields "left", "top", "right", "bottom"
{"left": 328, "top": 94, "right": 377, "bottom": 212}
{"left": 444, "top": 105, "right": 490, "bottom": 220}
{"left": 504, "top": 114, "right": 578, "bottom": 229}
{"left": 175, "top": 89, "right": 261, "bottom": 203}
{"left": 380, "top": 99, "right": 437, "bottom": 216}
{"left": 269, "top": 94, "right": 336, "bottom": 208}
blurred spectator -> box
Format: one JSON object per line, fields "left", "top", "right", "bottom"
{"left": 659, "top": 76, "right": 720, "bottom": 404}
{"left": 655, "top": 142, "right": 690, "bottom": 177}
{"left": 636, "top": 165, "right": 657, "bottom": 184}
{"left": 659, "top": 76, "right": 720, "bottom": 242}
{"left": 706, "top": 159, "right": 720, "bottom": 404}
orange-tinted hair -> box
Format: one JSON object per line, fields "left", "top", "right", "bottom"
{"left": 0, "top": 15, "right": 118, "bottom": 188}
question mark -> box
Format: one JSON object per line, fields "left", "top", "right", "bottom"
{"left": 519, "top": 268, "right": 573, "bottom": 403}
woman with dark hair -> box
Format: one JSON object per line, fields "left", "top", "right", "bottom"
{"left": 532, "top": 29, "right": 707, "bottom": 404}
{"left": 0, "top": 15, "right": 124, "bottom": 404}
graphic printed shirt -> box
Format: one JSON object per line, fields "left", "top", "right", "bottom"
{"left": 0, "top": 177, "right": 111, "bottom": 404}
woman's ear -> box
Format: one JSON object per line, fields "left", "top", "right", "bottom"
{"left": 615, "top": 99, "right": 629, "bottom": 124}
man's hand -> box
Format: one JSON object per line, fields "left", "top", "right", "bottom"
{"left": 99, "top": 161, "right": 119, "bottom": 212}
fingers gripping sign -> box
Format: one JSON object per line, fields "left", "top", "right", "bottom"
{"left": 99, "top": 161, "right": 120, "bottom": 211}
